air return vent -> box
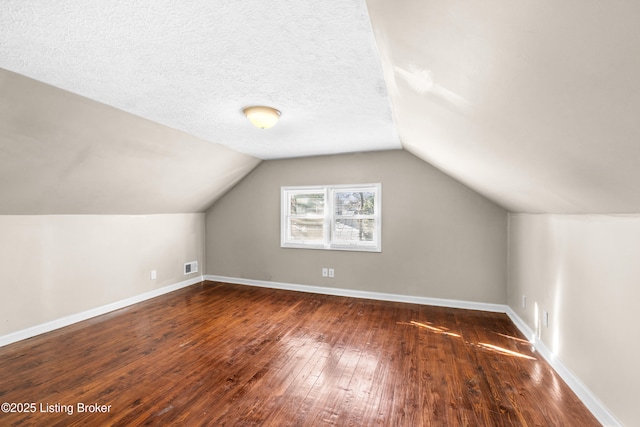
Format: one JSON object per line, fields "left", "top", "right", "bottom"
{"left": 184, "top": 261, "right": 198, "bottom": 275}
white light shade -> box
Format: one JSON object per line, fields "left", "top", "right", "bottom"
{"left": 243, "top": 106, "right": 281, "bottom": 129}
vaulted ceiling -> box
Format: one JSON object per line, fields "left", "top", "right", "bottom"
{"left": 2, "top": 1, "right": 639, "bottom": 214}
{"left": 0, "top": 69, "right": 260, "bottom": 214}
{"left": 367, "top": 0, "right": 640, "bottom": 213}
{"left": 0, "top": 1, "right": 399, "bottom": 160}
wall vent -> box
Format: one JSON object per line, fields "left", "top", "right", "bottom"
{"left": 184, "top": 261, "right": 198, "bottom": 275}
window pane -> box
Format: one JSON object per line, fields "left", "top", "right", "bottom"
{"left": 334, "top": 191, "right": 375, "bottom": 216}
{"left": 289, "top": 218, "right": 325, "bottom": 241}
{"left": 290, "top": 193, "right": 324, "bottom": 216}
{"left": 282, "top": 184, "right": 380, "bottom": 251}
{"left": 333, "top": 219, "right": 375, "bottom": 242}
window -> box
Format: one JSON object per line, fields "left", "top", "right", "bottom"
{"left": 281, "top": 184, "right": 381, "bottom": 252}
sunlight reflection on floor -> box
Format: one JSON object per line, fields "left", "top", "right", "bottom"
{"left": 401, "top": 320, "right": 537, "bottom": 361}
{"left": 399, "top": 320, "right": 462, "bottom": 337}
{"left": 476, "top": 343, "right": 537, "bottom": 360}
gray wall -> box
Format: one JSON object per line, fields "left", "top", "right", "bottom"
{"left": 0, "top": 68, "right": 260, "bottom": 215}
{"left": 206, "top": 150, "right": 508, "bottom": 303}
{"left": 0, "top": 214, "right": 204, "bottom": 336}
{"left": 508, "top": 213, "right": 640, "bottom": 426}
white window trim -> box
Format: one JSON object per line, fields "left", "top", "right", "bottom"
{"left": 281, "top": 183, "right": 381, "bottom": 252}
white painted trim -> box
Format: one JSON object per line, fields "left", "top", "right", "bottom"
{"left": 0, "top": 273, "right": 621, "bottom": 426}
{"left": 504, "top": 306, "right": 536, "bottom": 342}
{"left": 0, "top": 275, "right": 204, "bottom": 348}
{"left": 206, "top": 274, "right": 621, "bottom": 427}
{"left": 506, "top": 307, "right": 622, "bottom": 427}
{"left": 204, "top": 275, "right": 505, "bottom": 312}
{"left": 280, "top": 184, "right": 382, "bottom": 253}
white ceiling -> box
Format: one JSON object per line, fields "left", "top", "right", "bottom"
{"left": 2, "top": 0, "right": 640, "bottom": 214}
{"left": 0, "top": 0, "right": 401, "bottom": 160}
{"left": 367, "top": 0, "right": 640, "bottom": 213}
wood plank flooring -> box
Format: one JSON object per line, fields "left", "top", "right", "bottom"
{"left": 0, "top": 281, "right": 600, "bottom": 426}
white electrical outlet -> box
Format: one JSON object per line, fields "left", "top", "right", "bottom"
{"left": 322, "top": 268, "right": 328, "bottom": 277}
{"left": 544, "top": 310, "right": 549, "bottom": 328}
{"left": 150, "top": 270, "right": 157, "bottom": 280}
{"left": 328, "top": 268, "right": 335, "bottom": 278}
{"left": 522, "top": 295, "right": 526, "bottom": 309}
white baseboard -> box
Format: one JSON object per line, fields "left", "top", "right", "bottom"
{"left": 0, "top": 273, "right": 620, "bottom": 426}
{"left": 204, "top": 275, "right": 506, "bottom": 312}
{"left": 206, "top": 274, "right": 621, "bottom": 427}
{"left": 505, "top": 307, "right": 622, "bottom": 427}
{"left": 0, "top": 275, "right": 204, "bottom": 348}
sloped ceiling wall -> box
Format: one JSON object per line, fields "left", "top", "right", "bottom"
{"left": 2, "top": 1, "right": 639, "bottom": 214}
{"left": 0, "top": 1, "right": 400, "bottom": 216}
{"left": 367, "top": 0, "right": 640, "bottom": 213}
{"left": 0, "top": 69, "right": 260, "bottom": 214}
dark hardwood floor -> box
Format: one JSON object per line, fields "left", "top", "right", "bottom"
{"left": 0, "top": 281, "right": 600, "bottom": 426}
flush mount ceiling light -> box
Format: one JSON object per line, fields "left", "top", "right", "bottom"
{"left": 242, "top": 106, "right": 281, "bottom": 129}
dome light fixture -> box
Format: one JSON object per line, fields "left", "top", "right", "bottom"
{"left": 242, "top": 106, "right": 281, "bottom": 129}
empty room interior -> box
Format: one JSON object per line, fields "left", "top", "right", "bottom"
{"left": 0, "top": 1, "right": 638, "bottom": 426}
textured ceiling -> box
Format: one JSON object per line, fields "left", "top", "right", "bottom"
{"left": 0, "top": 0, "right": 401, "bottom": 160}
{"left": 367, "top": 0, "right": 640, "bottom": 213}
{"left": 3, "top": 1, "right": 640, "bottom": 214}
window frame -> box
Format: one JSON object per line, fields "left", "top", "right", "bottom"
{"left": 281, "top": 183, "right": 382, "bottom": 252}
